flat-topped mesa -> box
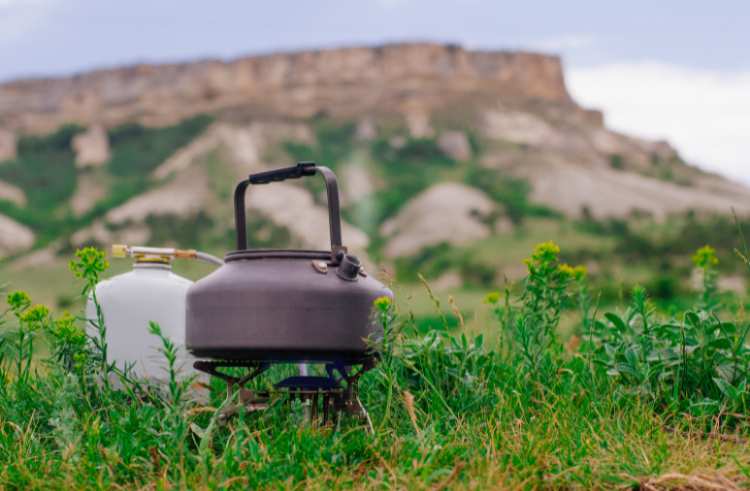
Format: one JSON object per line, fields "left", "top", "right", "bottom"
{"left": 0, "top": 43, "right": 579, "bottom": 134}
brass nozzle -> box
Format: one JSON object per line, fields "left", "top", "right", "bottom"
{"left": 112, "top": 244, "right": 129, "bottom": 258}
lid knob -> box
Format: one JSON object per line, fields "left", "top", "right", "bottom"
{"left": 337, "top": 254, "right": 361, "bottom": 282}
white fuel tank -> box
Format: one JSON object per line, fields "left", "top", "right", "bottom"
{"left": 86, "top": 260, "right": 194, "bottom": 381}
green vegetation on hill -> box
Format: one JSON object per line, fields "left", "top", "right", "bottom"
{"left": 283, "top": 115, "right": 356, "bottom": 171}
{"left": 282, "top": 116, "right": 472, "bottom": 240}
{"left": 362, "top": 136, "right": 457, "bottom": 229}
{"left": 145, "top": 211, "right": 216, "bottom": 248}
{"left": 107, "top": 115, "right": 212, "bottom": 177}
{"left": 0, "top": 125, "right": 83, "bottom": 210}
{"left": 464, "top": 162, "right": 559, "bottom": 225}
{"left": 0, "top": 125, "right": 84, "bottom": 243}
{"left": 281, "top": 116, "right": 553, "bottom": 257}
{"left": 0, "top": 116, "right": 212, "bottom": 253}
{"left": 284, "top": 117, "right": 558, "bottom": 238}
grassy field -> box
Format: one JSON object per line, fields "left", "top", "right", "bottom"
{"left": 2, "top": 244, "right": 750, "bottom": 489}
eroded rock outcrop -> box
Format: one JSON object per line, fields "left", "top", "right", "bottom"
{"left": 437, "top": 130, "right": 472, "bottom": 161}
{"left": 0, "top": 43, "right": 575, "bottom": 135}
{"left": 0, "top": 179, "right": 25, "bottom": 206}
{"left": 381, "top": 182, "right": 496, "bottom": 257}
{"left": 72, "top": 125, "right": 110, "bottom": 168}
{"left": 106, "top": 167, "right": 211, "bottom": 225}
{"left": 70, "top": 172, "right": 106, "bottom": 216}
{"left": 0, "top": 129, "right": 16, "bottom": 161}
{"left": 524, "top": 156, "right": 750, "bottom": 220}
{"left": 0, "top": 214, "right": 34, "bottom": 255}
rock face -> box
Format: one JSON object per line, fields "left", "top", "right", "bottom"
{"left": 483, "top": 109, "right": 564, "bottom": 148}
{"left": 0, "top": 129, "right": 16, "bottom": 161}
{"left": 0, "top": 180, "right": 25, "bottom": 206}
{"left": 437, "top": 130, "right": 472, "bottom": 161}
{"left": 72, "top": 125, "right": 110, "bottom": 168}
{"left": 70, "top": 172, "right": 106, "bottom": 216}
{"left": 526, "top": 157, "right": 750, "bottom": 220}
{"left": 106, "top": 167, "right": 211, "bottom": 225}
{"left": 381, "top": 183, "right": 496, "bottom": 257}
{"left": 0, "top": 214, "right": 34, "bottom": 255}
{"left": 0, "top": 43, "right": 576, "bottom": 134}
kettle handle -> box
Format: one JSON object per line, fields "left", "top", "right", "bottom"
{"left": 233, "top": 162, "right": 344, "bottom": 255}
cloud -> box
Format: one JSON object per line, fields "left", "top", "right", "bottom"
{"left": 0, "top": 0, "right": 60, "bottom": 44}
{"left": 567, "top": 62, "right": 750, "bottom": 184}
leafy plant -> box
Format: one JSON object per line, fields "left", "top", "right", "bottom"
{"left": 488, "top": 241, "right": 585, "bottom": 381}
{"left": 69, "top": 246, "right": 111, "bottom": 386}
{"left": 583, "top": 246, "right": 750, "bottom": 420}
{"left": 147, "top": 321, "right": 193, "bottom": 409}
{"left": 3, "top": 291, "right": 44, "bottom": 384}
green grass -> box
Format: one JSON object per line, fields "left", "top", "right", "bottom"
{"left": 1, "top": 244, "right": 750, "bottom": 489}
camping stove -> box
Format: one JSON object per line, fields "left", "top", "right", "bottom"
{"left": 194, "top": 356, "right": 376, "bottom": 430}
{"left": 186, "top": 163, "right": 392, "bottom": 431}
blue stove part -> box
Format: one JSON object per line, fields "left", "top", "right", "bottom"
{"left": 275, "top": 375, "right": 340, "bottom": 390}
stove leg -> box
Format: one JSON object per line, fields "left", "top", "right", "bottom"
{"left": 322, "top": 394, "right": 331, "bottom": 425}
{"left": 303, "top": 394, "right": 312, "bottom": 423}
{"left": 311, "top": 392, "right": 319, "bottom": 424}
{"left": 194, "top": 358, "right": 377, "bottom": 430}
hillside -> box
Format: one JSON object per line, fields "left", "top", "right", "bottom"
{"left": 1, "top": 43, "right": 750, "bottom": 307}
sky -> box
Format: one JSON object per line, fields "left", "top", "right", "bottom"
{"left": 1, "top": 0, "right": 748, "bottom": 182}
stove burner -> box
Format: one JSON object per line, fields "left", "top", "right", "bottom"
{"left": 193, "top": 357, "right": 376, "bottom": 431}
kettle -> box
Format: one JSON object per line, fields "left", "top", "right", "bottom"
{"left": 185, "top": 162, "right": 393, "bottom": 363}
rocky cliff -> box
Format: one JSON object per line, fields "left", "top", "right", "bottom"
{"left": 0, "top": 43, "right": 595, "bottom": 136}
